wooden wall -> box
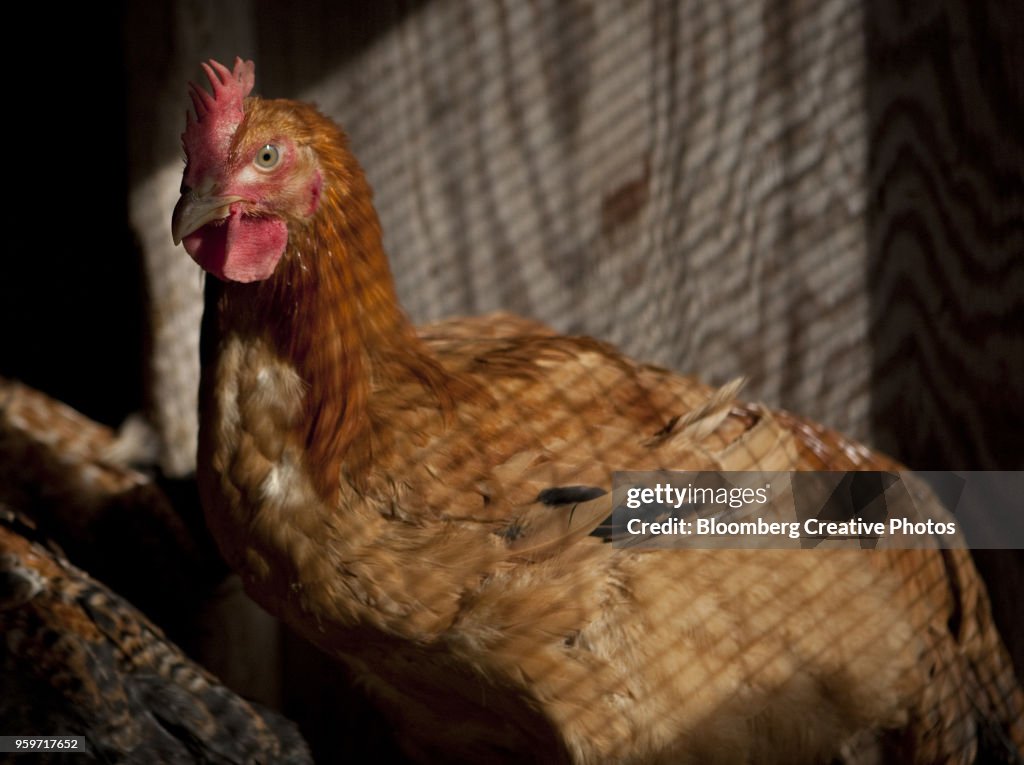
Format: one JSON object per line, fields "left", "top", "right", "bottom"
{"left": 864, "top": 0, "right": 1023, "bottom": 471}
{"left": 862, "top": 0, "right": 1024, "bottom": 685}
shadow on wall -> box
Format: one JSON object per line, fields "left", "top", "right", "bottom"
{"left": 863, "top": 0, "right": 1024, "bottom": 678}
{"left": 863, "top": 0, "right": 1023, "bottom": 472}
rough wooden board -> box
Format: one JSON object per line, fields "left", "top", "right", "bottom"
{"left": 864, "top": 0, "right": 1024, "bottom": 471}
{"left": 862, "top": 0, "right": 1024, "bottom": 683}
{"left": 312, "top": 0, "right": 875, "bottom": 444}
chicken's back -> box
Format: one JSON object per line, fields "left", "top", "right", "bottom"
{"left": 400, "top": 318, "right": 1024, "bottom": 763}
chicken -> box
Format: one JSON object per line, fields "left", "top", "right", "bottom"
{"left": 0, "top": 376, "right": 222, "bottom": 630}
{"left": 172, "top": 59, "right": 1024, "bottom": 764}
{"left": 0, "top": 505, "right": 311, "bottom": 765}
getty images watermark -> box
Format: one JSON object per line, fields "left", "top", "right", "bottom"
{"left": 610, "top": 471, "right": 1024, "bottom": 549}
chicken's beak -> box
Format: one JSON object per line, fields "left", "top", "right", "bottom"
{"left": 172, "top": 189, "right": 246, "bottom": 245}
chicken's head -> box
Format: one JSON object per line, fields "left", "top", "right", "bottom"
{"left": 171, "top": 58, "right": 323, "bottom": 283}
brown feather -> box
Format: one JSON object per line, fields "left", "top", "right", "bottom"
{"left": 190, "top": 93, "right": 1024, "bottom": 764}
{"left": 0, "top": 506, "right": 311, "bottom": 763}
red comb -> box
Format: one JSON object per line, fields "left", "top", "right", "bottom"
{"left": 181, "top": 57, "right": 255, "bottom": 177}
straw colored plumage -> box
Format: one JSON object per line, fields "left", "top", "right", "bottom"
{"left": 173, "top": 59, "right": 1023, "bottom": 763}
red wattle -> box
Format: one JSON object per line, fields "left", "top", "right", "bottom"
{"left": 183, "top": 208, "right": 288, "bottom": 283}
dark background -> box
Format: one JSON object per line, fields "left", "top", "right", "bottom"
{"left": 3, "top": 4, "right": 142, "bottom": 426}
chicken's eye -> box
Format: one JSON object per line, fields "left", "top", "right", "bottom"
{"left": 254, "top": 144, "right": 280, "bottom": 170}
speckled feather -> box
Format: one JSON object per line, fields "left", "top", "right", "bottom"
{"left": 0, "top": 507, "right": 311, "bottom": 765}
{"left": 186, "top": 65, "right": 1023, "bottom": 764}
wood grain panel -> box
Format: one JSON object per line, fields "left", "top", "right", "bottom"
{"left": 864, "top": 0, "right": 1023, "bottom": 471}
{"left": 299, "top": 0, "right": 874, "bottom": 446}
{"left": 863, "top": 0, "right": 1024, "bottom": 685}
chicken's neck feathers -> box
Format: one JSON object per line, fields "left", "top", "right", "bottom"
{"left": 211, "top": 159, "right": 455, "bottom": 503}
